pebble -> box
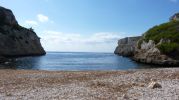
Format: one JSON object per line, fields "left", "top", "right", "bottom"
{"left": 148, "top": 81, "right": 162, "bottom": 89}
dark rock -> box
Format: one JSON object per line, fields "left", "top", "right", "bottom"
{"left": 0, "top": 6, "right": 18, "bottom": 26}
{"left": 0, "top": 56, "right": 8, "bottom": 63}
{"left": 0, "top": 6, "right": 45, "bottom": 57}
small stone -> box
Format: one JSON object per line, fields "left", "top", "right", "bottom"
{"left": 148, "top": 81, "right": 162, "bottom": 89}
{"left": 122, "top": 94, "right": 129, "bottom": 99}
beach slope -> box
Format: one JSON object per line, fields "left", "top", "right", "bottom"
{"left": 0, "top": 69, "right": 179, "bottom": 100}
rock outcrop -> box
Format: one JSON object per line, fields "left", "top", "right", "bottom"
{"left": 170, "top": 13, "right": 179, "bottom": 21}
{"left": 114, "top": 36, "right": 141, "bottom": 56}
{"left": 133, "top": 40, "right": 179, "bottom": 65}
{"left": 115, "top": 13, "right": 179, "bottom": 66}
{"left": 0, "top": 6, "right": 45, "bottom": 57}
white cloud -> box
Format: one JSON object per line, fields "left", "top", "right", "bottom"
{"left": 37, "top": 14, "right": 49, "bottom": 23}
{"left": 25, "top": 20, "right": 38, "bottom": 25}
{"left": 40, "top": 31, "right": 124, "bottom": 52}
{"left": 24, "top": 14, "right": 52, "bottom": 27}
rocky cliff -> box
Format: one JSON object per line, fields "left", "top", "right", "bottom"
{"left": 0, "top": 6, "right": 45, "bottom": 57}
{"left": 115, "top": 13, "right": 179, "bottom": 66}
{"left": 114, "top": 36, "right": 141, "bottom": 56}
{"left": 133, "top": 40, "right": 179, "bottom": 65}
{"left": 170, "top": 13, "right": 179, "bottom": 21}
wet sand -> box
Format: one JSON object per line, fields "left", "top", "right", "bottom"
{"left": 0, "top": 68, "right": 179, "bottom": 100}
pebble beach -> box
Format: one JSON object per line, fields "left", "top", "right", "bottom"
{"left": 0, "top": 68, "right": 179, "bottom": 100}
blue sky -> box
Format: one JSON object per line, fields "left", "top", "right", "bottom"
{"left": 0, "top": 0, "right": 179, "bottom": 52}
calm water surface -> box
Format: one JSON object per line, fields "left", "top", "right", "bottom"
{"left": 0, "top": 52, "right": 163, "bottom": 71}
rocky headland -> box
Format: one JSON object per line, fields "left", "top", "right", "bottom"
{"left": 0, "top": 6, "right": 45, "bottom": 62}
{"left": 115, "top": 13, "right": 179, "bottom": 66}
{"left": 114, "top": 36, "right": 141, "bottom": 56}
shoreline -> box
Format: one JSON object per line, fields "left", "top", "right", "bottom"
{"left": 0, "top": 68, "right": 179, "bottom": 99}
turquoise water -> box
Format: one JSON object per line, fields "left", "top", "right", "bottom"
{"left": 0, "top": 52, "right": 161, "bottom": 71}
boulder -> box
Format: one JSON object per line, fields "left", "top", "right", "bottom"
{"left": 148, "top": 81, "right": 162, "bottom": 89}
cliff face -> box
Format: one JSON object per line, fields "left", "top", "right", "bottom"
{"left": 0, "top": 7, "right": 18, "bottom": 26}
{"left": 115, "top": 13, "right": 179, "bottom": 66}
{"left": 114, "top": 36, "right": 141, "bottom": 56}
{"left": 0, "top": 6, "right": 46, "bottom": 57}
{"left": 115, "top": 37, "right": 179, "bottom": 66}
{"left": 133, "top": 40, "right": 179, "bottom": 65}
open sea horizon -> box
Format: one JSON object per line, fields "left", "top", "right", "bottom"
{"left": 0, "top": 52, "right": 166, "bottom": 71}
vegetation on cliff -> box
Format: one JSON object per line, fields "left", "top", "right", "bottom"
{"left": 139, "top": 21, "right": 179, "bottom": 55}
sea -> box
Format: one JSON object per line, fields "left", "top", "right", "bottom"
{"left": 0, "top": 52, "right": 163, "bottom": 71}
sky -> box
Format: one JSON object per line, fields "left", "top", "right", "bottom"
{"left": 0, "top": 0, "right": 179, "bottom": 52}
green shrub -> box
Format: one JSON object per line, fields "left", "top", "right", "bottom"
{"left": 157, "top": 43, "right": 179, "bottom": 54}
{"left": 137, "top": 39, "right": 143, "bottom": 49}
{"left": 144, "top": 21, "right": 179, "bottom": 44}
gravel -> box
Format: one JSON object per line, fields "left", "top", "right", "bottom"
{"left": 0, "top": 68, "right": 179, "bottom": 100}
